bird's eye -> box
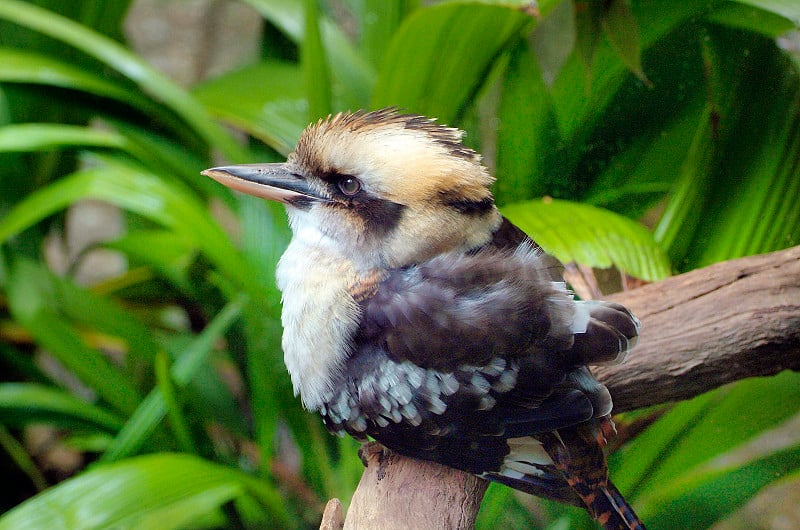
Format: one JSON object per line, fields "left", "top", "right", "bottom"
{"left": 337, "top": 176, "right": 361, "bottom": 196}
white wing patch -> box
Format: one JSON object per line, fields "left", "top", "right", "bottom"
{"left": 499, "top": 437, "right": 555, "bottom": 479}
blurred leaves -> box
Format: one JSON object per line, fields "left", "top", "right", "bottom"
{"left": 0, "top": 0, "right": 798, "bottom": 529}
{"left": 0, "top": 49, "right": 155, "bottom": 112}
{"left": 0, "top": 0, "right": 247, "bottom": 162}
{"left": 193, "top": 60, "right": 306, "bottom": 154}
{"left": 575, "top": 0, "right": 650, "bottom": 85}
{"left": 243, "top": 0, "right": 375, "bottom": 108}
{"left": 0, "top": 383, "right": 124, "bottom": 432}
{"left": 101, "top": 296, "right": 245, "bottom": 462}
{"left": 372, "top": 2, "right": 532, "bottom": 121}
{"left": 653, "top": 27, "right": 800, "bottom": 270}
{"left": 610, "top": 372, "right": 800, "bottom": 529}
{"left": 7, "top": 260, "right": 143, "bottom": 415}
{"left": 302, "top": 0, "right": 332, "bottom": 121}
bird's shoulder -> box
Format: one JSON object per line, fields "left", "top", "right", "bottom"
{"left": 352, "top": 240, "right": 570, "bottom": 371}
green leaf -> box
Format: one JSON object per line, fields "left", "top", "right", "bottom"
{"left": 502, "top": 198, "right": 672, "bottom": 281}
{"left": 155, "top": 351, "right": 197, "bottom": 455}
{"left": 728, "top": 0, "right": 800, "bottom": 26}
{"left": 243, "top": 0, "right": 375, "bottom": 109}
{"left": 0, "top": 424, "right": 48, "bottom": 492}
{"left": 0, "top": 453, "right": 290, "bottom": 530}
{"left": 358, "top": 0, "right": 416, "bottom": 67}
{"left": 61, "top": 433, "right": 114, "bottom": 453}
{"left": 0, "top": 383, "right": 124, "bottom": 432}
{"left": 495, "top": 37, "right": 563, "bottom": 205}
{"left": 193, "top": 61, "right": 306, "bottom": 154}
{"left": 0, "top": 123, "right": 125, "bottom": 152}
{"left": 686, "top": 36, "right": 800, "bottom": 267}
{"left": 581, "top": 94, "right": 705, "bottom": 218}
{"left": 237, "top": 194, "right": 291, "bottom": 297}
{"left": 302, "top": 0, "right": 332, "bottom": 121}
{"left": 101, "top": 119, "right": 219, "bottom": 198}
{"left": 476, "top": 482, "right": 518, "bottom": 529}
{"left": 103, "top": 230, "right": 196, "bottom": 293}
{"left": 707, "top": 2, "right": 797, "bottom": 36}
{"left": 0, "top": 48, "right": 155, "bottom": 113}
{"left": 102, "top": 296, "right": 245, "bottom": 461}
{"left": 610, "top": 392, "right": 720, "bottom": 497}
{"left": 653, "top": 28, "right": 800, "bottom": 270}
{"left": 601, "top": 0, "right": 650, "bottom": 85}
{"left": 612, "top": 373, "right": 800, "bottom": 523}
{"left": 640, "top": 372, "right": 800, "bottom": 495}
{"left": 41, "top": 270, "right": 158, "bottom": 376}
{"left": 644, "top": 443, "right": 800, "bottom": 530}
{"left": 237, "top": 298, "right": 286, "bottom": 475}
{"left": 0, "top": 0, "right": 246, "bottom": 161}
{"left": 650, "top": 29, "right": 743, "bottom": 266}
{"left": 373, "top": 3, "right": 532, "bottom": 122}
{"left": 551, "top": 1, "right": 717, "bottom": 143}
{"left": 574, "top": 0, "right": 603, "bottom": 78}
{"left": 6, "top": 260, "right": 143, "bottom": 415}
{"left": 221, "top": 195, "right": 290, "bottom": 473}
{"left": 0, "top": 123, "right": 219, "bottom": 202}
{"left": 0, "top": 1, "right": 132, "bottom": 46}
{"left": 651, "top": 104, "right": 718, "bottom": 265}
{"left": 0, "top": 155, "right": 263, "bottom": 296}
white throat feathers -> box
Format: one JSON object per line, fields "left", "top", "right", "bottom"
{"left": 276, "top": 229, "right": 361, "bottom": 410}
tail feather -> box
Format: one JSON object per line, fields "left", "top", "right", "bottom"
{"left": 591, "top": 480, "right": 646, "bottom": 530}
{"left": 539, "top": 423, "right": 646, "bottom": 529}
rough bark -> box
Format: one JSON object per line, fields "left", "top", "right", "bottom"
{"left": 320, "top": 498, "right": 344, "bottom": 530}
{"left": 597, "top": 244, "right": 800, "bottom": 413}
{"left": 342, "top": 444, "right": 488, "bottom": 530}
{"left": 326, "top": 245, "right": 800, "bottom": 530}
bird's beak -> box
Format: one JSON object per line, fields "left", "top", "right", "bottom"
{"left": 201, "top": 163, "right": 326, "bottom": 205}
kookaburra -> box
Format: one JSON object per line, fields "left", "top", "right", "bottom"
{"left": 203, "top": 108, "right": 645, "bottom": 529}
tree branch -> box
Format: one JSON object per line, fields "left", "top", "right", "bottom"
{"left": 327, "top": 245, "right": 800, "bottom": 529}
{"left": 598, "top": 244, "right": 800, "bottom": 413}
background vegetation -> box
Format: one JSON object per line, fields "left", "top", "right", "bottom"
{"left": 0, "top": 0, "right": 799, "bottom": 528}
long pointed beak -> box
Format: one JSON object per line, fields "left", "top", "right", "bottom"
{"left": 201, "top": 163, "right": 326, "bottom": 206}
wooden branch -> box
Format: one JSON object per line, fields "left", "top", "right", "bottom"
{"left": 342, "top": 444, "right": 488, "bottom": 530}
{"left": 598, "top": 244, "right": 800, "bottom": 413}
{"left": 327, "top": 245, "right": 800, "bottom": 530}
{"left": 320, "top": 498, "right": 344, "bottom": 530}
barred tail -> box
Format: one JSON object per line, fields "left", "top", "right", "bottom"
{"left": 590, "top": 480, "right": 646, "bottom": 530}
{"left": 538, "top": 425, "right": 646, "bottom": 530}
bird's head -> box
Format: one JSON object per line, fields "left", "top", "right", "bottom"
{"left": 203, "top": 108, "right": 502, "bottom": 269}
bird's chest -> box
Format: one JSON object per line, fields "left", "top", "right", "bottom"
{"left": 276, "top": 241, "right": 362, "bottom": 411}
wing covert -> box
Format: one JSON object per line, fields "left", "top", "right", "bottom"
{"left": 357, "top": 244, "right": 575, "bottom": 370}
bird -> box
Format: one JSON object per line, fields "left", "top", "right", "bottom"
{"left": 202, "top": 108, "right": 645, "bottom": 529}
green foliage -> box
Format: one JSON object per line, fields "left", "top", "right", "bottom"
{"left": 502, "top": 198, "right": 671, "bottom": 281}
{"left": 372, "top": 2, "right": 533, "bottom": 121}
{"left": 0, "top": 0, "right": 798, "bottom": 528}
{"left": 0, "top": 453, "right": 291, "bottom": 530}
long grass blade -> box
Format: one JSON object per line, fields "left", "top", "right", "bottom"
{"left": 102, "top": 295, "right": 245, "bottom": 461}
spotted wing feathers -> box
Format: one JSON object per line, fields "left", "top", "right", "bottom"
{"left": 334, "top": 236, "right": 644, "bottom": 529}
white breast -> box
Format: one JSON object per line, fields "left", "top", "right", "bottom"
{"left": 276, "top": 236, "right": 361, "bottom": 411}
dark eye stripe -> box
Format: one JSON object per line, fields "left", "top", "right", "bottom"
{"left": 443, "top": 196, "right": 494, "bottom": 215}
{"left": 320, "top": 170, "right": 405, "bottom": 237}
{"left": 354, "top": 197, "right": 406, "bottom": 237}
